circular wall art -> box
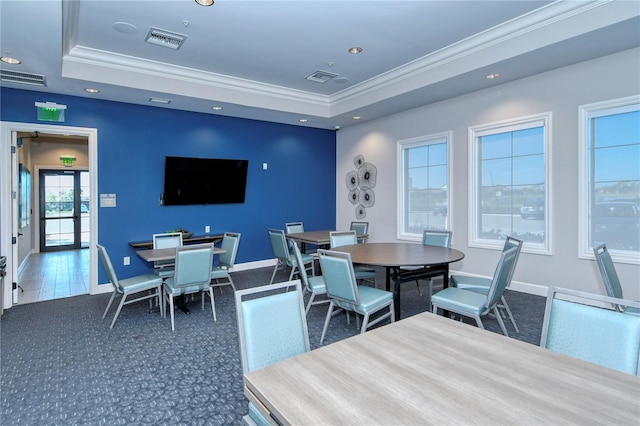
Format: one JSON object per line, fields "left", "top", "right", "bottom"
{"left": 346, "top": 155, "right": 377, "bottom": 219}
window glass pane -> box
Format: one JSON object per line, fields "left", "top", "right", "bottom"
{"left": 589, "top": 107, "right": 640, "bottom": 253}
{"left": 474, "top": 118, "right": 547, "bottom": 246}
{"left": 401, "top": 138, "right": 448, "bottom": 235}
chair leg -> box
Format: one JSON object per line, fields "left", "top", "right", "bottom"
{"left": 415, "top": 280, "right": 422, "bottom": 296}
{"left": 473, "top": 315, "right": 485, "bottom": 330}
{"left": 168, "top": 294, "right": 176, "bottom": 332}
{"left": 102, "top": 291, "right": 117, "bottom": 319}
{"left": 208, "top": 287, "right": 217, "bottom": 322}
{"left": 269, "top": 262, "right": 280, "bottom": 285}
{"left": 360, "top": 312, "right": 370, "bottom": 334}
{"left": 305, "top": 293, "right": 316, "bottom": 315}
{"left": 493, "top": 307, "right": 509, "bottom": 337}
{"left": 320, "top": 301, "right": 335, "bottom": 345}
{"left": 500, "top": 295, "right": 519, "bottom": 333}
{"left": 109, "top": 294, "right": 128, "bottom": 329}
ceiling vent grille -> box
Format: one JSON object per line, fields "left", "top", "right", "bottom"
{"left": 145, "top": 28, "right": 187, "bottom": 50}
{"left": 0, "top": 69, "right": 46, "bottom": 86}
{"left": 305, "top": 70, "right": 338, "bottom": 83}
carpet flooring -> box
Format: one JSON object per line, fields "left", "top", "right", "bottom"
{"left": 0, "top": 266, "right": 546, "bottom": 425}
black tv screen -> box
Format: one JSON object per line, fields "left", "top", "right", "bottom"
{"left": 163, "top": 156, "right": 249, "bottom": 205}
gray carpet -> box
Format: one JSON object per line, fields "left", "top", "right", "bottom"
{"left": 0, "top": 266, "right": 546, "bottom": 425}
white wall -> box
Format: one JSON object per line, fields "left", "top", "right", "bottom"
{"left": 336, "top": 48, "right": 640, "bottom": 298}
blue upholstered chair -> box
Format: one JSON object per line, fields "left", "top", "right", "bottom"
{"left": 450, "top": 236, "right": 523, "bottom": 332}
{"left": 291, "top": 241, "right": 328, "bottom": 314}
{"left": 235, "top": 280, "right": 310, "bottom": 425}
{"left": 268, "top": 228, "right": 314, "bottom": 285}
{"left": 152, "top": 232, "right": 183, "bottom": 277}
{"left": 431, "top": 246, "right": 519, "bottom": 336}
{"left": 329, "top": 231, "right": 377, "bottom": 286}
{"left": 285, "top": 221, "right": 317, "bottom": 254}
{"left": 593, "top": 244, "right": 640, "bottom": 316}
{"left": 163, "top": 243, "right": 216, "bottom": 331}
{"left": 349, "top": 221, "right": 369, "bottom": 244}
{"left": 97, "top": 244, "right": 164, "bottom": 329}
{"left": 540, "top": 287, "right": 640, "bottom": 375}
{"left": 317, "top": 249, "right": 394, "bottom": 345}
{"left": 210, "top": 232, "right": 241, "bottom": 294}
{"left": 401, "top": 230, "right": 452, "bottom": 298}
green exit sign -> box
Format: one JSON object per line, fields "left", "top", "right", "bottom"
{"left": 35, "top": 102, "right": 66, "bottom": 122}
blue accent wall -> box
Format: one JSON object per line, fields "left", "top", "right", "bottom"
{"left": 1, "top": 88, "right": 336, "bottom": 282}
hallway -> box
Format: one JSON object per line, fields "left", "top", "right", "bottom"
{"left": 17, "top": 249, "right": 89, "bottom": 304}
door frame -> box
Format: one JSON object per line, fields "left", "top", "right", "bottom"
{"left": 1, "top": 121, "right": 103, "bottom": 310}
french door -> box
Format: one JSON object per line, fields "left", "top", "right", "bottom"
{"left": 39, "top": 170, "right": 90, "bottom": 251}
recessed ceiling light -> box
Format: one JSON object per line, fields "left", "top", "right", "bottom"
{"left": 195, "top": 0, "right": 214, "bottom": 5}
{"left": 149, "top": 97, "right": 171, "bottom": 104}
{"left": 348, "top": 47, "right": 363, "bottom": 54}
{"left": 353, "top": 116, "right": 362, "bottom": 120}
{"left": 84, "top": 88, "right": 100, "bottom": 93}
{"left": 486, "top": 73, "right": 500, "bottom": 79}
{"left": 0, "top": 56, "right": 21, "bottom": 65}
{"left": 299, "top": 119, "right": 308, "bottom": 123}
{"left": 212, "top": 106, "right": 223, "bottom": 111}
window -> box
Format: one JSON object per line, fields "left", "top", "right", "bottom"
{"left": 469, "top": 113, "right": 550, "bottom": 253}
{"left": 579, "top": 96, "right": 640, "bottom": 264}
{"left": 397, "top": 132, "right": 450, "bottom": 240}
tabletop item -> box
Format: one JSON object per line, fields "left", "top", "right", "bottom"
{"left": 244, "top": 310, "right": 640, "bottom": 425}
{"left": 333, "top": 242, "right": 464, "bottom": 320}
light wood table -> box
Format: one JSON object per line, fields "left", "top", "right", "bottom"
{"left": 333, "top": 242, "right": 464, "bottom": 320}
{"left": 244, "top": 311, "right": 640, "bottom": 425}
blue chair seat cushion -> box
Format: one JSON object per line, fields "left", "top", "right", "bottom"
{"left": 354, "top": 265, "right": 377, "bottom": 278}
{"left": 451, "top": 274, "right": 491, "bottom": 291}
{"left": 288, "top": 252, "right": 314, "bottom": 267}
{"left": 154, "top": 268, "right": 175, "bottom": 278}
{"left": 307, "top": 276, "right": 326, "bottom": 293}
{"left": 431, "top": 287, "right": 487, "bottom": 316}
{"left": 164, "top": 277, "right": 208, "bottom": 295}
{"left": 337, "top": 286, "right": 393, "bottom": 314}
{"left": 119, "top": 273, "right": 163, "bottom": 294}
{"left": 211, "top": 267, "right": 231, "bottom": 280}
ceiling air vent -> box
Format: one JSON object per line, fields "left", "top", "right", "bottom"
{"left": 305, "top": 70, "right": 338, "bottom": 83}
{"left": 145, "top": 27, "right": 187, "bottom": 50}
{"left": 0, "top": 69, "right": 46, "bottom": 86}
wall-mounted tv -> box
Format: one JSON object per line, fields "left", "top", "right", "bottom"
{"left": 163, "top": 156, "right": 249, "bottom": 205}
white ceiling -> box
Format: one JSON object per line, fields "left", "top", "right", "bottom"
{"left": 1, "top": 0, "right": 639, "bottom": 130}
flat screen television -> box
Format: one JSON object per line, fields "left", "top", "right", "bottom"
{"left": 163, "top": 156, "right": 249, "bottom": 205}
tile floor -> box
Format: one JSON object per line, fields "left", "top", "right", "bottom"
{"left": 17, "top": 249, "right": 89, "bottom": 305}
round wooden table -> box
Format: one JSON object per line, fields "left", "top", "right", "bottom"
{"left": 333, "top": 243, "right": 465, "bottom": 320}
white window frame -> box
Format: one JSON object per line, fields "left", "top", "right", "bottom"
{"left": 578, "top": 95, "right": 640, "bottom": 265}
{"left": 397, "top": 131, "right": 452, "bottom": 242}
{"left": 468, "top": 112, "right": 552, "bottom": 254}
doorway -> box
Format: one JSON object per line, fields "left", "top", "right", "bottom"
{"left": 39, "top": 169, "right": 90, "bottom": 252}
{"left": 0, "top": 121, "right": 100, "bottom": 309}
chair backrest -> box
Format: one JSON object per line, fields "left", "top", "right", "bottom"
{"left": 96, "top": 244, "right": 121, "bottom": 291}
{"left": 484, "top": 246, "right": 519, "bottom": 310}
{"left": 350, "top": 222, "right": 369, "bottom": 243}
{"left": 329, "top": 230, "right": 357, "bottom": 248}
{"left": 152, "top": 232, "right": 183, "bottom": 268}
{"left": 153, "top": 232, "right": 183, "bottom": 249}
{"left": 172, "top": 243, "right": 214, "bottom": 289}
{"left": 218, "top": 232, "right": 241, "bottom": 269}
{"left": 501, "top": 236, "right": 523, "bottom": 284}
{"left": 540, "top": 287, "right": 640, "bottom": 375}
{"left": 291, "top": 242, "right": 312, "bottom": 292}
{"left": 235, "top": 280, "right": 310, "bottom": 374}
{"left": 593, "top": 244, "right": 625, "bottom": 310}
{"left": 268, "top": 228, "right": 290, "bottom": 262}
{"left": 317, "top": 249, "right": 360, "bottom": 306}
{"left": 285, "top": 222, "right": 304, "bottom": 234}
{"left": 422, "top": 230, "right": 452, "bottom": 248}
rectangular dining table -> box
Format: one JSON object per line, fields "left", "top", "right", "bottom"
{"left": 244, "top": 311, "right": 640, "bottom": 425}
{"left": 136, "top": 246, "right": 226, "bottom": 262}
